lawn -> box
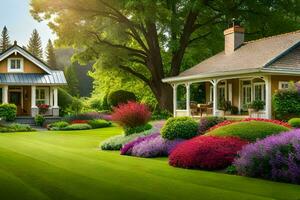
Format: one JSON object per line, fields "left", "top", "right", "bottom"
{"left": 0, "top": 127, "right": 299, "bottom": 200}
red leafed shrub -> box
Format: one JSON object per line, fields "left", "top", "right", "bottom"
{"left": 111, "top": 101, "right": 151, "bottom": 128}
{"left": 71, "top": 120, "right": 88, "bottom": 124}
{"left": 169, "top": 136, "right": 248, "bottom": 170}
{"left": 242, "top": 118, "right": 291, "bottom": 128}
{"left": 208, "top": 120, "right": 235, "bottom": 132}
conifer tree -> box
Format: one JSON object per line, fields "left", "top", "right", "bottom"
{"left": 45, "top": 39, "right": 57, "bottom": 69}
{"left": 27, "top": 29, "right": 43, "bottom": 59}
{"left": 0, "top": 26, "right": 11, "bottom": 52}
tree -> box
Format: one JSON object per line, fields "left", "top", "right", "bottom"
{"left": 45, "top": 39, "right": 57, "bottom": 69}
{"left": 0, "top": 26, "right": 11, "bottom": 52}
{"left": 30, "top": 0, "right": 300, "bottom": 111}
{"left": 64, "top": 65, "right": 79, "bottom": 96}
{"left": 27, "top": 29, "right": 43, "bottom": 59}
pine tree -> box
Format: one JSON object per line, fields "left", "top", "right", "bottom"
{"left": 27, "top": 29, "right": 43, "bottom": 59}
{"left": 64, "top": 65, "right": 79, "bottom": 96}
{"left": 0, "top": 26, "right": 11, "bottom": 52}
{"left": 45, "top": 39, "right": 57, "bottom": 69}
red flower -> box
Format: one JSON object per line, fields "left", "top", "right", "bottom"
{"left": 169, "top": 136, "right": 248, "bottom": 170}
{"left": 71, "top": 120, "right": 88, "bottom": 124}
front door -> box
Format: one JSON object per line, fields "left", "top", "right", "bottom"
{"left": 9, "top": 91, "right": 22, "bottom": 115}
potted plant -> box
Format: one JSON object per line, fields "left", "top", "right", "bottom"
{"left": 248, "top": 100, "right": 265, "bottom": 115}
{"left": 218, "top": 100, "right": 232, "bottom": 116}
{"left": 37, "top": 104, "right": 50, "bottom": 115}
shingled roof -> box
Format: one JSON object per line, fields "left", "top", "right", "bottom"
{"left": 163, "top": 30, "right": 300, "bottom": 82}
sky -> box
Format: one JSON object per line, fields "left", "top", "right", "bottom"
{"left": 0, "top": 0, "right": 55, "bottom": 51}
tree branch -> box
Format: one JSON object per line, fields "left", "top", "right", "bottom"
{"left": 118, "top": 65, "right": 149, "bottom": 84}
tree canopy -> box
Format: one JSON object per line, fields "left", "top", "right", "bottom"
{"left": 31, "top": 0, "right": 300, "bottom": 111}
{"left": 27, "top": 29, "right": 43, "bottom": 59}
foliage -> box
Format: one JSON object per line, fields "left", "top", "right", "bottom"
{"left": 62, "top": 123, "right": 92, "bottom": 130}
{"left": 87, "top": 119, "right": 112, "bottom": 129}
{"left": 234, "top": 129, "right": 300, "bottom": 184}
{"left": 27, "top": 29, "right": 43, "bottom": 59}
{"left": 161, "top": 117, "right": 198, "bottom": 140}
{"left": 37, "top": 104, "right": 49, "bottom": 114}
{"left": 207, "top": 121, "right": 289, "bottom": 142}
{"left": 45, "top": 39, "right": 57, "bottom": 69}
{"left": 124, "top": 123, "right": 152, "bottom": 136}
{"left": 130, "top": 134, "right": 184, "bottom": 158}
{"left": 35, "top": 115, "right": 45, "bottom": 127}
{"left": 218, "top": 100, "right": 231, "bottom": 111}
{"left": 273, "top": 88, "right": 300, "bottom": 120}
{"left": 108, "top": 90, "right": 137, "bottom": 107}
{"left": 198, "top": 116, "right": 226, "bottom": 135}
{"left": 169, "top": 136, "right": 248, "bottom": 170}
{"left": 58, "top": 87, "right": 74, "bottom": 116}
{"left": 111, "top": 102, "right": 151, "bottom": 128}
{"left": 288, "top": 118, "right": 300, "bottom": 128}
{"left": 151, "top": 109, "right": 173, "bottom": 120}
{"left": 71, "top": 120, "right": 88, "bottom": 124}
{"left": 248, "top": 100, "right": 265, "bottom": 111}
{"left": 231, "top": 106, "right": 239, "bottom": 115}
{"left": 64, "top": 65, "right": 80, "bottom": 96}
{"left": 48, "top": 121, "right": 69, "bottom": 130}
{"left": 0, "top": 103, "right": 16, "bottom": 121}
{"left": 208, "top": 120, "right": 234, "bottom": 132}
{"left": 64, "top": 112, "right": 102, "bottom": 122}
{"left": 0, "top": 26, "right": 11, "bottom": 52}
{"left": 67, "top": 97, "right": 83, "bottom": 115}
{"left": 0, "top": 123, "right": 34, "bottom": 133}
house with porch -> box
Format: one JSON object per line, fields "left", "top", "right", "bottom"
{"left": 162, "top": 25, "right": 300, "bottom": 119}
{"left": 0, "top": 41, "right": 66, "bottom": 117}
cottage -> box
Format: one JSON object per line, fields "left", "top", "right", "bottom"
{"left": 162, "top": 26, "right": 300, "bottom": 119}
{"left": 0, "top": 41, "right": 67, "bottom": 117}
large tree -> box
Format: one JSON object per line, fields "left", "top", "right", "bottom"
{"left": 27, "top": 29, "right": 43, "bottom": 59}
{"left": 45, "top": 39, "right": 57, "bottom": 69}
{"left": 0, "top": 26, "right": 11, "bottom": 52}
{"left": 30, "top": 0, "right": 300, "bottom": 111}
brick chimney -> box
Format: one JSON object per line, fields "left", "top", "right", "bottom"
{"left": 224, "top": 25, "right": 245, "bottom": 54}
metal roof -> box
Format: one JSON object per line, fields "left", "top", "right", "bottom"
{"left": 0, "top": 71, "right": 67, "bottom": 85}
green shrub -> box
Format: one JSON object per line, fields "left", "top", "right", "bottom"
{"left": 248, "top": 100, "right": 265, "bottom": 111}
{"left": 198, "top": 116, "right": 226, "bottom": 134}
{"left": 124, "top": 123, "right": 152, "bottom": 136}
{"left": 151, "top": 109, "right": 172, "bottom": 120}
{"left": 206, "top": 121, "right": 289, "bottom": 141}
{"left": 35, "top": 115, "right": 45, "bottom": 126}
{"left": 0, "top": 104, "right": 17, "bottom": 121}
{"left": 100, "top": 128, "right": 153, "bottom": 150}
{"left": 62, "top": 123, "right": 92, "bottom": 130}
{"left": 7, "top": 123, "right": 34, "bottom": 132}
{"left": 48, "top": 121, "right": 69, "bottom": 130}
{"left": 288, "top": 118, "right": 300, "bottom": 128}
{"left": 58, "top": 88, "right": 74, "bottom": 116}
{"left": 161, "top": 117, "right": 199, "bottom": 140}
{"left": 88, "top": 119, "right": 111, "bottom": 129}
{"left": 108, "top": 90, "right": 137, "bottom": 107}
{"left": 273, "top": 89, "right": 300, "bottom": 120}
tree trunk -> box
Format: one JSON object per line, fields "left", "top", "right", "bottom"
{"left": 150, "top": 81, "right": 173, "bottom": 112}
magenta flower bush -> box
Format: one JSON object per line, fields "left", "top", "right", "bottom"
{"left": 123, "top": 134, "right": 184, "bottom": 158}
{"left": 234, "top": 129, "right": 300, "bottom": 184}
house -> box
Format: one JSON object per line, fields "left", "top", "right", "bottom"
{"left": 162, "top": 25, "right": 300, "bottom": 119}
{"left": 0, "top": 41, "right": 67, "bottom": 117}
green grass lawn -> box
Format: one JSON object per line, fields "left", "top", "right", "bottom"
{"left": 0, "top": 127, "right": 300, "bottom": 200}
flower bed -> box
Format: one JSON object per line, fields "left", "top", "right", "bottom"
{"left": 169, "top": 136, "right": 248, "bottom": 170}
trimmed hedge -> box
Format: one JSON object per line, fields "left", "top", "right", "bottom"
{"left": 161, "top": 117, "right": 198, "bottom": 140}
{"left": 288, "top": 118, "right": 300, "bottom": 128}
{"left": 108, "top": 90, "right": 137, "bottom": 107}
{"left": 206, "top": 121, "right": 289, "bottom": 141}
{"left": 0, "top": 104, "right": 17, "bottom": 121}
{"left": 62, "top": 123, "right": 92, "bottom": 130}
{"left": 88, "top": 119, "right": 112, "bottom": 129}
{"left": 124, "top": 123, "right": 152, "bottom": 136}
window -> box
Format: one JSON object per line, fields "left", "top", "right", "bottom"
{"left": 36, "top": 88, "right": 49, "bottom": 105}
{"left": 254, "top": 82, "right": 266, "bottom": 102}
{"left": 8, "top": 58, "right": 23, "bottom": 72}
{"left": 242, "top": 81, "right": 251, "bottom": 109}
{"left": 279, "top": 81, "right": 289, "bottom": 90}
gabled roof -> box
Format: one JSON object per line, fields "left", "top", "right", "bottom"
{"left": 0, "top": 43, "right": 52, "bottom": 74}
{"left": 163, "top": 30, "right": 300, "bottom": 83}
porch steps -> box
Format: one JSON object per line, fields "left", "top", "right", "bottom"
{"left": 15, "top": 116, "right": 62, "bottom": 126}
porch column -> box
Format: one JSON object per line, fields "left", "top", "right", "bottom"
{"left": 172, "top": 84, "right": 177, "bottom": 117}
{"left": 31, "top": 86, "right": 38, "bottom": 117}
{"left": 265, "top": 76, "right": 272, "bottom": 119}
{"left": 185, "top": 83, "right": 191, "bottom": 116}
{"left": 212, "top": 79, "right": 218, "bottom": 116}
{"left": 52, "top": 87, "right": 59, "bottom": 116}
{"left": 49, "top": 87, "right": 53, "bottom": 107}
{"left": 2, "top": 85, "right": 8, "bottom": 103}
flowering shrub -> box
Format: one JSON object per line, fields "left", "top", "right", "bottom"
{"left": 234, "top": 129, "right": 300, "bottom": 184}
{"left": 111, "top": 102, "right": 151, "bottom": 129}
{"left": 207, "top": 121, "right": 289, "bottom": 141}
{"left": 37, "top": 104, "right": 49, "bottom": 114}
{"left": 71, "top": 119, "right": 89, "bottom": 124}
{"left": 130, "top": 134, "right": 184, "bottom": 157}
{"left": 198, "top": 116, "right": 226, "bottom": 134}
{"left": 121, "top": 133, "right": 160, "bottom": 155}
{"left": 243, "top": 118, "right": 291, "bottom": 128}
{"left": 208, "top": 120, "right": 235, "bottom": 132}
{"left": 169, "top": 136, "right": 248, "bottom": 170}
{"left": 161, "top": 117, "right": 198, "bottom": 140}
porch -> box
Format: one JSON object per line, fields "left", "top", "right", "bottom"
{"left": 172, "top": 75, "right": 272, "bottom": 119}
{"left": 0, "top": 85, "right": 59, "bottom": 117}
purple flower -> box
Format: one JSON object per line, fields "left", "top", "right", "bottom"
{"left": 234, "top": 129, "right": 300, "bottom": 184}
